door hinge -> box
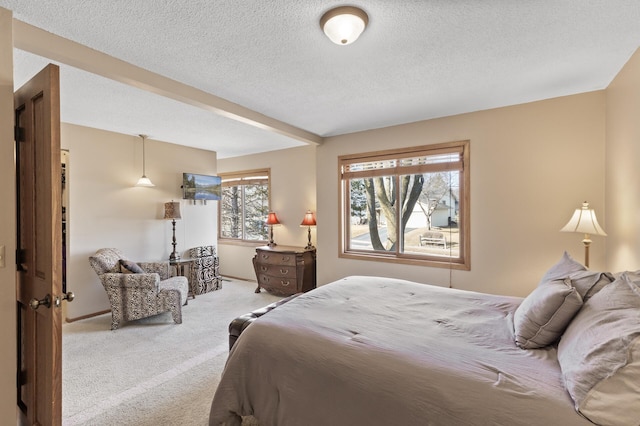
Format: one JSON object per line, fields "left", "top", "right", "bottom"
{"left": 14, "top": 125, "right": 24, "bottom": 142}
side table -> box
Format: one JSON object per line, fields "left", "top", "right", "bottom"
{"left": 168, "top": 258, "right": 196, "bottom": 299}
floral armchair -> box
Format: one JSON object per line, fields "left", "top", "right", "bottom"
{"left": 187, "top": 245, "right": 222, "bottom": 295}
{"left": 89, "top": 248, "right": 189, "bottom": 330}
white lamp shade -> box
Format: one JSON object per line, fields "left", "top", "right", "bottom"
{"left": 135, "top": 175, "right": 155, "bottom": 187}
{"left": 321, "top": 6, "right": 368, "bottom": 45}
{"left": 560, "top": 202, "right": 607, "bottom": 236}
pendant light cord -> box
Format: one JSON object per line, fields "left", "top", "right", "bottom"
{"left": 140, "top": 134, "right": 147, "bottom": 176}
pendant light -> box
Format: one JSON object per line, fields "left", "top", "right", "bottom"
{"left": 135, "top": 134, "right": 154, "bottom": 187}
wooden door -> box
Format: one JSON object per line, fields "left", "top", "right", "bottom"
{"left": 15, "top": 64, "right": 63, "bottom": 426}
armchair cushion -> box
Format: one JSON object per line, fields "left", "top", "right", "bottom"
{"left": 101, "top": 272, "right": 155, "bottom": 290}
{"left": 138, "top": 261, "right": 171, "bottom": 280}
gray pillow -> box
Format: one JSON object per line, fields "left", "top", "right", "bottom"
{"left": 538, "top": 251, "right": 586, "bottom": 284}
{"left": 514, "top": 278, "right": 583, "bottom": 349}
{"left": 557, "top": 272, "right": 640, "bottom": 425}
{"left": 568, "top": 270, "right": 614, "bottom": 301}
{"left": 119, "top": 259, "right": 144, "bottom": 274}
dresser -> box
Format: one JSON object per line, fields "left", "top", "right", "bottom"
{"left": 253, "top": 245, "right": 316, "bottom": 296}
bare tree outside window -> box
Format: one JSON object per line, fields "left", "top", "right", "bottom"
{"left": 417, "top": 172, "right": 458, "bottom": 230}
{"left": 360, "top": 174, "right": 424, "bottom": 251}
{"left": 340, "top": 141, "right": 470, "bottom": 270}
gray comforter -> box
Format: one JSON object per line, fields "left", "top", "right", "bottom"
{"left": 209, "top": 276, "right": 592, "bottom": 425}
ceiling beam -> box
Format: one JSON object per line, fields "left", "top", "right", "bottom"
{"left": 12, "top": 19, "right": 323, "bottom": 146}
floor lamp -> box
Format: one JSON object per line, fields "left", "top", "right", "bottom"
{"left": 560, "top": 201, "right": 606, "bottom": 268}
{"left": 164, "top": 201, "right": 182, "bottom": 261}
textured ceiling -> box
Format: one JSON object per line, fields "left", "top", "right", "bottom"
{"left": 3, "top": 0, "right": 640, "bottom": 158}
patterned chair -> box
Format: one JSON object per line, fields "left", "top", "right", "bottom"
{"left": 89, "top": 248, "right": 188, "bottom": 330}
{"left": 187, "top": 245, "right": 222, "bottom": 295}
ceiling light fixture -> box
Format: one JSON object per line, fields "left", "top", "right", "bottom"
{"left": 135, "top": 134, "right": 154, "bottom": 187}
{"left": 320, "top": 6, "right": 368, "bottom": 45}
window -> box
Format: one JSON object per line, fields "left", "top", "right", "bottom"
{"left": 339, "top": 140, "right": 470, "bottom": 270}
{"left": 219, "top": 169, "right": 271, "bottom": 243}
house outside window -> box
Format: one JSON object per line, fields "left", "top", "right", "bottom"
{"left": 219, "top": 169, "right": 271, "bottom": 243}
{"left": 339, "top": 140, "right": 470, "bottom": 270}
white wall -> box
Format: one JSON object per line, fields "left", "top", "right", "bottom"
{"left": 62, "top": 123, "right": 219, "bottom": 319}
{"left": 0, "top": 6, "right": 16, "bottom": 420}
{"left": 317, "top": 92, "right": 607, "bottom": 297}
{"left": 605, "top": 48, "right": 640, "bottom": 273}
{"left": 217, "top": 145, "right": 317, "bottom": 281}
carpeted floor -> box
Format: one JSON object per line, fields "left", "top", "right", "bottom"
{"left": 62, "top": 278, "right": 281, "bottom": 426}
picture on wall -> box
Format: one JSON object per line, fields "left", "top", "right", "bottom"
{"left": 182, "top": 173, "right": 222, "bottom": 201}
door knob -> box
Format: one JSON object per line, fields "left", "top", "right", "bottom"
{"left": 54, "top": 292, "right": 75, "bottom": 308}
{"left": 29, "top": 294, "right": 51, "bottom": 310}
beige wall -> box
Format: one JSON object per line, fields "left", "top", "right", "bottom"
{"left": 217, "top": 145, "right": 317, "bottom": 281}
{"left": 0, "top": 6, "right": 16, "bottom": 420}
{"left": 317, "top": 92, "right": 607, "bottom": 297}
{"left": 62, "top": 123, "right": 219, "bottom": 319}
{"left": 605, "top": 48, "right": 640, "bottom": 273}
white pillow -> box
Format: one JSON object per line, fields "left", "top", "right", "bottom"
{"left": 557, "top": 272, "right": 640, "bottom": 425}
{"left": 514, "top": 278, "right": 583, "bottom": 349}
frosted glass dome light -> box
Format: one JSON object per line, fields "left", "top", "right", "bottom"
{"left": 320, "top": 6, "right": 368, "bottom": 45}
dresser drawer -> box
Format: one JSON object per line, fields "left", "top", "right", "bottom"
{"left": 256, "top": 251, "right": 297, "bottom": 267}
{"left": 253, "top": 245, "right": 316, "bottom": 296}
{"left": 257, "top": 274, "right": 296, "bottom": 293}
{"left": 255, "top": 263, "right": 297, "bottom": 278}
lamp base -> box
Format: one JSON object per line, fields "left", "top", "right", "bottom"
{"left": 169, "top": 218, "right": 180, "bottom": 262}
{"left": 582, "top": 236, "right": 592, "bottom": 268}
{"left": 268, "top": 225, "right": 277, "bottom": 247}
{"left": 304, "top": 226, "right": 314, "bottom": 250}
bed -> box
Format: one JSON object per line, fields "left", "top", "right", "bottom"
{"left": 209, "top": 254, "right": 640, "bottom": 426}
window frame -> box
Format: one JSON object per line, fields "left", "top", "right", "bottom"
{"left": 338, "top": 140, "right": 470, "bottom": 270}
{"left": 218, "top": 168, "right": 271, "bottom": 246}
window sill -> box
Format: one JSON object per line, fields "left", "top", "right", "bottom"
{"left": 219, "top": 239, "right": 267, "bottom": 248}
{"left": 339, "top": 251, "right": 470, "bottom": 271}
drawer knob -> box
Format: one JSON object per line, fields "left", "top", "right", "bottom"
{"left": 261, "top": 266, "right": 268, "bottom": 272}
{"left": 282, "top": 256, "right": 290, "bottom": 262}
{"left": 281, "top": 280, "right": 290, "bottom": 286}
{"left": 262, "top": 276, "right": 270, "bottom": 283}
{"left": 261, "top": 254, "right": 269, "bottom": 260}
{"left": 279, "top": 268, "right": 289, "bottom": 274}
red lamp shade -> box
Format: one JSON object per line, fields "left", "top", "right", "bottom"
{"left": 300, "top": 210, "right": 316, "bottom": 227}
{"left": 300, "top": 210, "right": 316, "bottom": 250}
{"left": 265, "top": 212, "right": 281, "bottom": 225}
